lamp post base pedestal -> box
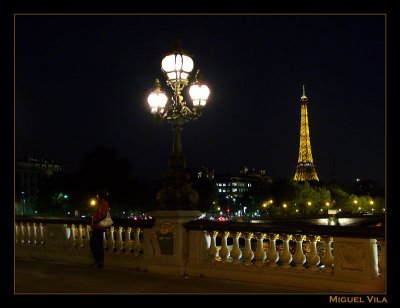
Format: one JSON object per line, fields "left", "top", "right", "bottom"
{"left": 143, "top": 210, "right": 202, "bottom": 276}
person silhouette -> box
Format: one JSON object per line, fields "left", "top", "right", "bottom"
{"left": 89, "top": 189, "right": 110, "bottom": 269}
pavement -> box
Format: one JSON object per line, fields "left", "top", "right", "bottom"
{"left": 14, "top": 259, "right": 314, "bottom": 295}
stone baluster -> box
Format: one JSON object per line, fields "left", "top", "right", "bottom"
{"left": 26, "top": 222, "right": 32, "bottom": 245}
{"left": 22, "top": 223, "right": 28, "bottom": 245}
{"left": 32, "top": 222, "right": 38, "bottom": 245}
{"left": 267, "top": 233, "right": 280, "bottom": 267}
{"left": 69, "top": 224, "right": 77, "bottom": 249}
{"left": 124, "top": 227, "right": 132, "bottom": 254}
{"left": 20, "top": 223, "right": 26, "bottom": 245}
{"left": 378, "top": 239, "right": 385, "bottom": 277}
{"left": 15, "top": 223, "right": 20, "bottom": 245}
{"left": 18, "top": 222, "right": 24, "bottom": 245}
{"left": 293, "top": 234, "right": 306, "bottom": 270}
{"left": 39, "top": 223, "right": 45, "bottom": 246}
{"left": 77, "top": 225, "right": 85, "bottom": 248}
{"left": 103, "top": 230, "right": 107, "bottom": 249}
{"left": 307, "top": 235, "right": 321, "bottom": 271}
{"left": 207, "top": 231, "right": 219, "bottom": 262}
{"left": 106, "top": 226, "right": 115, "bottom": 252}
{"left": 242, "top": 232, "right": 254, "bottom": 265}
{"left": 230, "top": 232, "right": 242, "bottom": 264}
{"left": 64, "top": 225, "right": 70, "bottom": 244}
{"left": 115, "top": 226, "right": 124, "bottom": 252}
{"left": 132, "top": 227, "right": 142, "bottom": 256}
{"left": 321, "top": 236, "right": 334, "bottom": 273}
{"left": 254, "top": 233, "right": 266, "bottom": 266}
{"left": 204, "top": 231, "right": 211, "bottom": 251}
{"left": 218, "top": 231, "right": 230, "bottom": 263}
{"left": 83, "top": 225, "right": 91, "bottom": 248}
{"left": 280, "top": 234, "right": 293, "bottom": 269}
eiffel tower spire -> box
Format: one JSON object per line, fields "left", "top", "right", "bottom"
{"left": 294, "top": 85, "right": 319, "bottom": 181}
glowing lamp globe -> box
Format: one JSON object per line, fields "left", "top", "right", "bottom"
{"left": 189, "top": 83, "right": 210, "bottom": 106}
{"left": 147, "top": 79, "right": 168, "bottom": 113}
{"left": 161, "top": 52, "right": 194, "bottom": 81}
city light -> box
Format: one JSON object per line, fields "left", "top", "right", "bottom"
{"left": 89, "top": 199, "right": 97, "bottom": 207}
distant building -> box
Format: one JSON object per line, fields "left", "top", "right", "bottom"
{"left": 190, "top": 166, "right": 215, "bottom": 180}
{"left": 15, "top": 157, "right": 62, "bottom": 212}
{"left": 351, "top": 178, "right": 384, "bottom": 197}
{"left": 215, "top": 166, "right": 273, "bottom": 215}
{"left": 239, "top": 166, "right": 273, "bottom": 184}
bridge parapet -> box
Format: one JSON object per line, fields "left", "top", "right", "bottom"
{"left": 15, "top": 216, "right": 385, "bottom": 293}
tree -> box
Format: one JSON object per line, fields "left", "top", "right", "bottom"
{"left": 36, "top": 172, "right": 80, "bottom": 216}
{"left": 77, "top": 145, "right": 138, "bottom": 215}
{"left": 192, "top": 176, "right": 218, "bottom": 213}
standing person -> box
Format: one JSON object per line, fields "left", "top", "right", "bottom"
{"left": 90, "top": 189, "right": 110, "bottom": 269}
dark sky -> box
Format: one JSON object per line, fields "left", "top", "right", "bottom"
{"left": 15, "top": 14, "right": 385, "bottom": 185}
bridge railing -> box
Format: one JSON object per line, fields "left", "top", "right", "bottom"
{"left": 183, "top": 219, "right": 385, "bottom": 293}
{"left": 15, "top": 216, "right": 385, "bottom": 293}
{"left": 15, "top": 216, "right": 155, "bottom": 270}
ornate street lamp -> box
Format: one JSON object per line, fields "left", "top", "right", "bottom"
{"left": 147, "top": 41, "right": 211, "bottom": 210}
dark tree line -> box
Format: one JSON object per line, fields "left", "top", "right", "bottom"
{"left": 240, "top": 178, "right": 384, "bottom": 217}
{"left": 32, "top": 145, "right": 218, "bottom": 217}
{"left": 34, "top": 145, "right": 161, "bottom": 217}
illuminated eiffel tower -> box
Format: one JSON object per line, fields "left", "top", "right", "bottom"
{"left": 294, "top": 85, "right": 319, "bottom": 181}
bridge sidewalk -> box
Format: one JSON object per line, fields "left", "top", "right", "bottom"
{"left": 15, "top": 259, "right": 316, "bottom": 294}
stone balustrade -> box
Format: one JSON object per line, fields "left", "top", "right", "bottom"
{"left": 15, "top": 217, "right": 155, "bottom": 271}
{"left": 184, "top": 219, "right": 385, "bottom": 293}
{"left": 15, "top": 215, "right": 385, "bottom": 293}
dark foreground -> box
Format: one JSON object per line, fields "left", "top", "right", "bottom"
{"left": 14, "top": 259, "right": 316, "bottom": 294}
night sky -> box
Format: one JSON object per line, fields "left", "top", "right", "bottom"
{"left": 15, "top": 14, "right": 385, "bottom": 185}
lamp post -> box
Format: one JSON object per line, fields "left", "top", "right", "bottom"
{"left": 147, "top": 41, "right": 211, "bottom": 210}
